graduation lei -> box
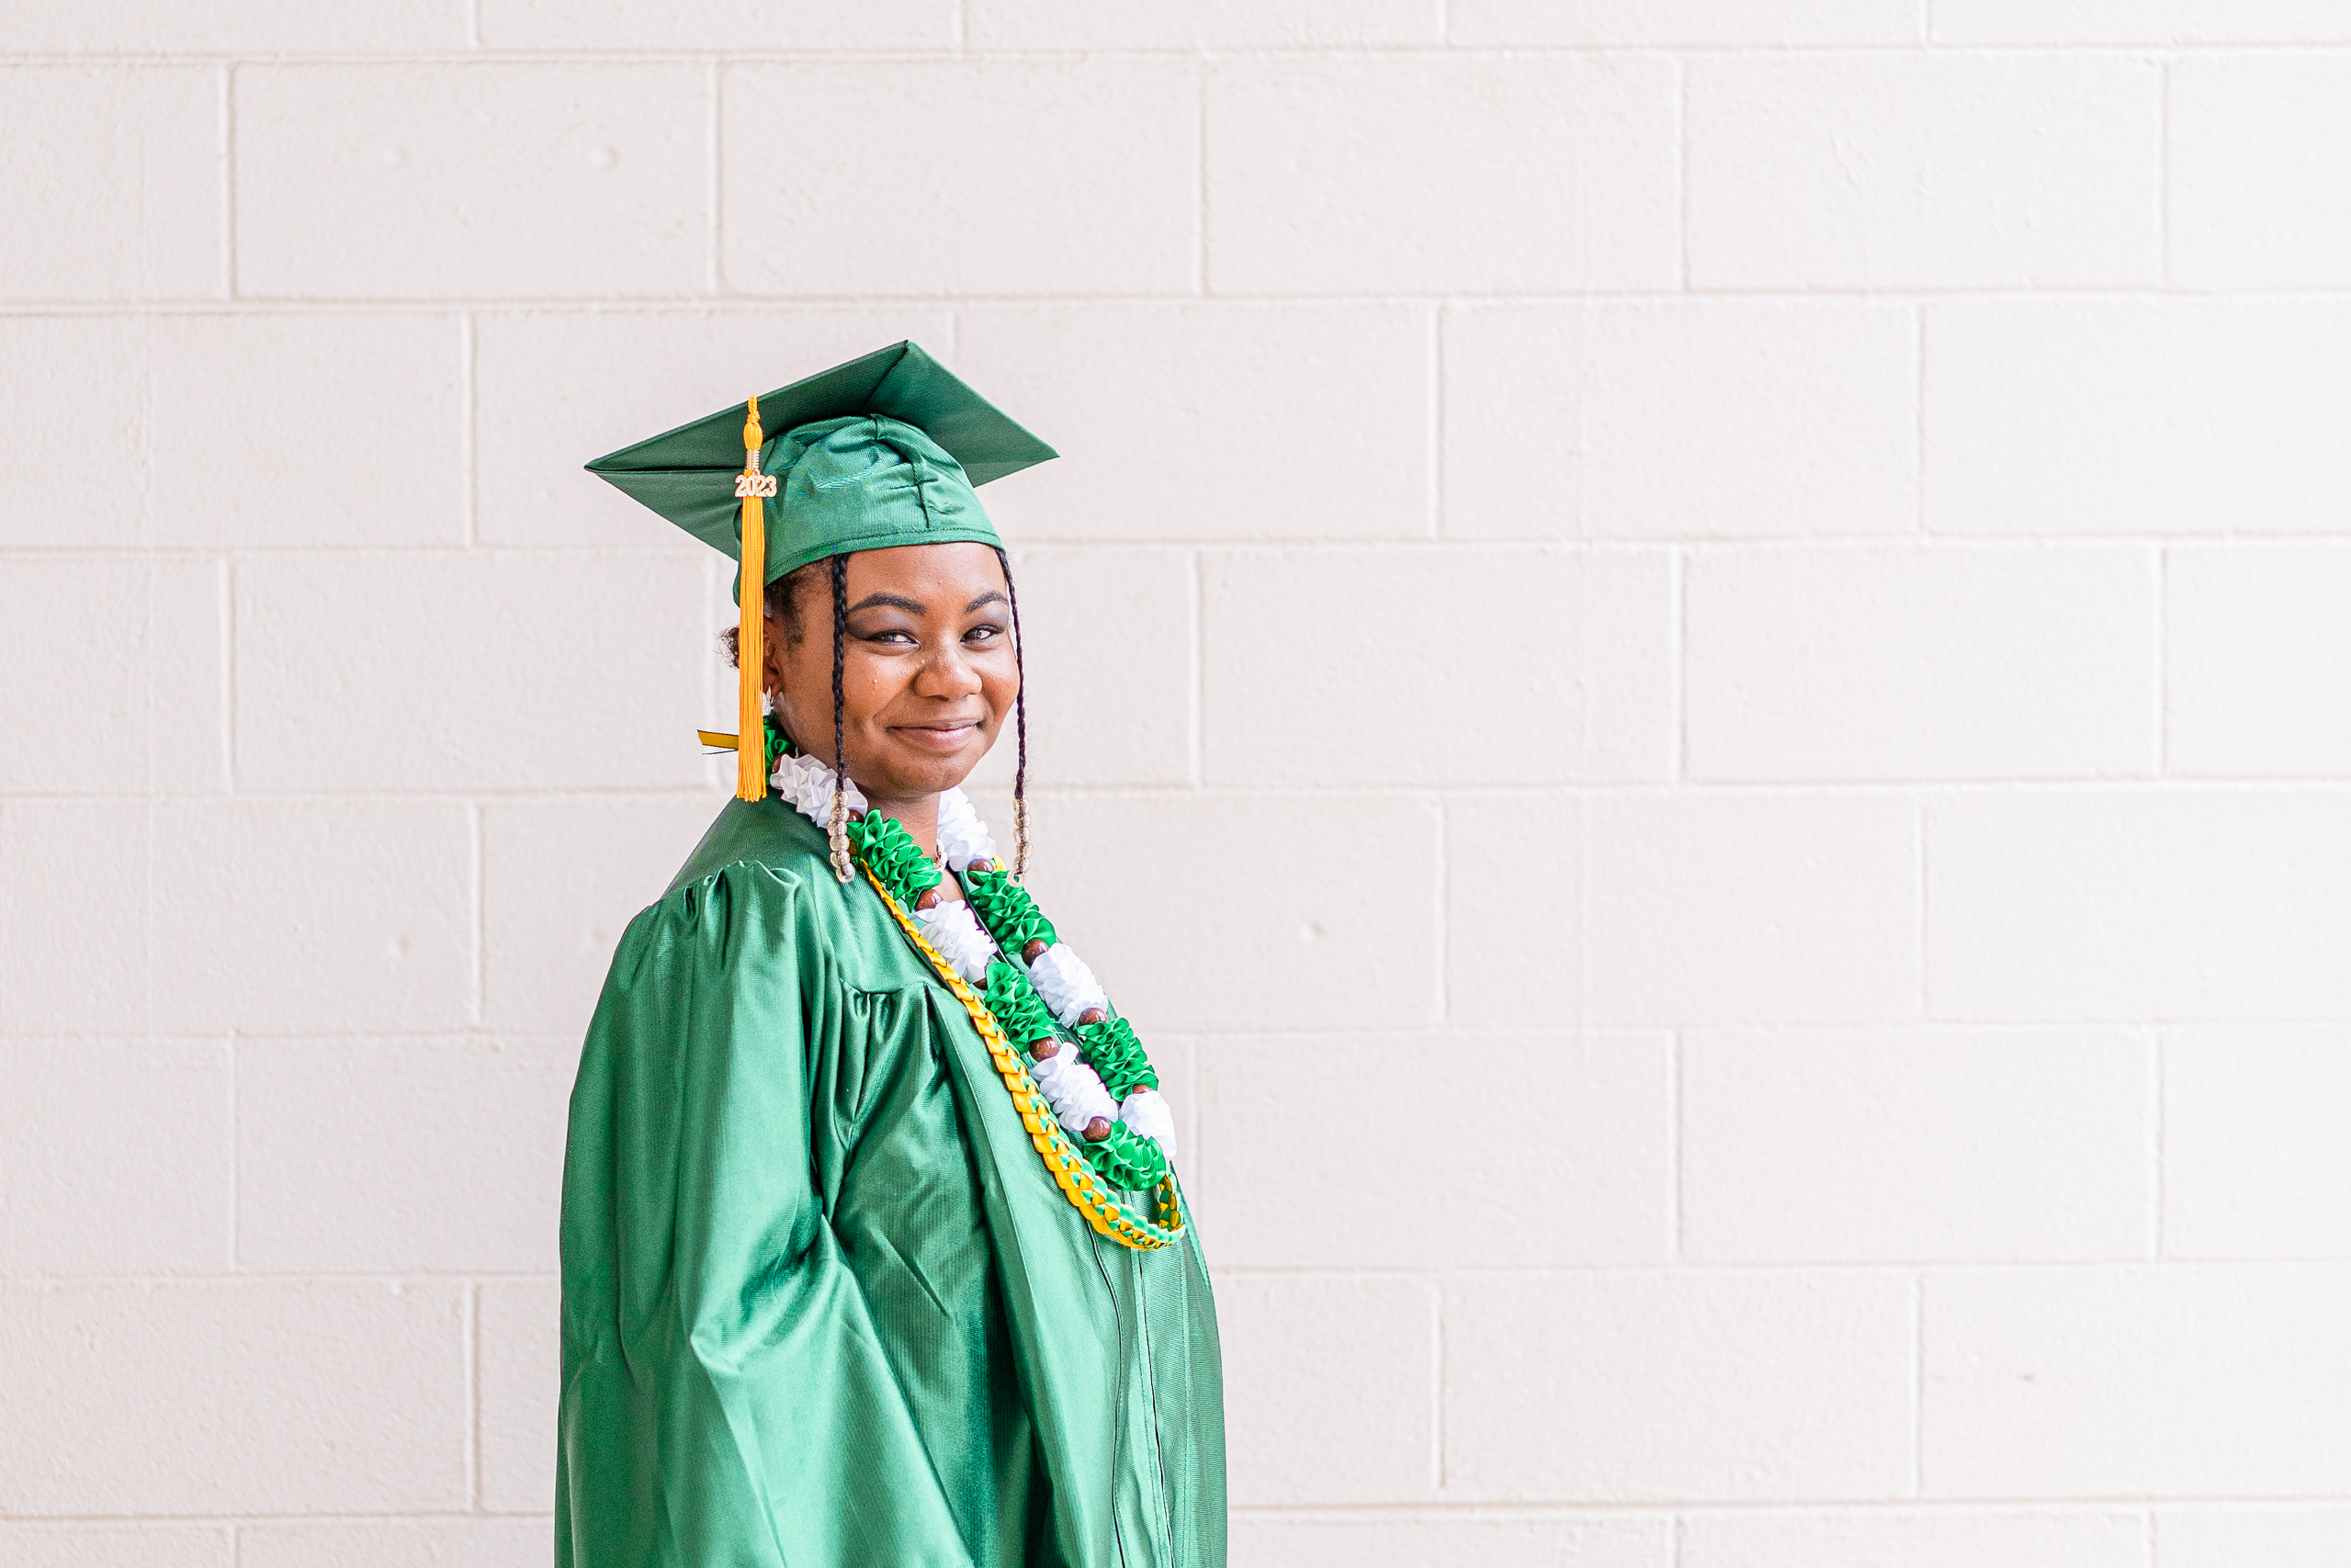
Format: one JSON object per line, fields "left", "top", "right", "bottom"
{"left": 768, "top": 736, "right": 1186, "bottom": 1252}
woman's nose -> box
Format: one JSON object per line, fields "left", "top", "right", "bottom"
{"left": 914, "top": 642, "right": 983, "bottom": 696}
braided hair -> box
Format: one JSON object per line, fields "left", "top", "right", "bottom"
{"left": 995, "top": 547, "right": 1029, "bottom": 877}
{"left": 826, "top": 552, "right": 852, "bottom": 883}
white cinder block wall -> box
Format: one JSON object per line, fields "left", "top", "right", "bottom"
{"left": 4, "top": 3, "right": 2349, "bottom": 1564}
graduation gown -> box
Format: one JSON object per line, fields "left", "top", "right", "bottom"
{"left": 557, "top": 797, "right": 1226, "bottom": 1568}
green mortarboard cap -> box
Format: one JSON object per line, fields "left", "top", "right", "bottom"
{"left": 586, "top": 340, "right": 1057, "bottom": 583}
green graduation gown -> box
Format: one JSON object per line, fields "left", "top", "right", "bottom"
{"left": 557, "top": 797, "right": 1226, "bottom": 1568}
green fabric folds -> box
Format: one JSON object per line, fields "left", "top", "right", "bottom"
{"left": 559, "top": 799, "right": 1226, "bottom": 1568}
{"left": 1086, "top": 1121, "right": 1170, "bottom": 1192}
{"left": 848, "top": 810, "right": 944, "bottom": 908}
{"left": 754, "top": 412, "right": 1000, "bottom": 577}
{"left": 963, "top": 863, "right": 1057, "bottom": 952}
{"left": 1077, "top": 1015, "right": 1158, "bottom": 1100}
{"left": 982, "top": 959, "right": 1060, "bottom": 1048}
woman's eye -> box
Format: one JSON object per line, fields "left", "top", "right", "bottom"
{"left": 965, "top": 624, "right": 1003, "bottom": 644}
{"left": 865, "top": 628, "right": 917, "bottom": 646}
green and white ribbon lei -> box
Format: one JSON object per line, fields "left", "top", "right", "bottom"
{"left": 769, "top": 744, "right": 1177, "bottom": 1194}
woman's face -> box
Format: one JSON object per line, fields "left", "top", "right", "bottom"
{"left": 765, "top": 541, "right": 1018, "bottom": 807}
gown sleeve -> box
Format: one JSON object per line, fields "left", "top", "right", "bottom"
{"left": 554, "top": 858, "right": 972, "bottom": 1568}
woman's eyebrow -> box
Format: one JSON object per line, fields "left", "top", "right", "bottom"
{"left": 846, "top": 592, "right": 926, "bottom": 614}
{"left": 965, "top": 591, "right": 1010, "bottom": 612}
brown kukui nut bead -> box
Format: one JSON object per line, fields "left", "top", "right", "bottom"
{"left": 1023, "top": 939, "right": 1048, "bottom": 962}
{"left": 1082, "top": 1117, "right": 1113, "bottom": 1142}
{"left": 913, "top": 888, "right": 941, "bottom": 910}
{"left": 1029, "top": 1039, "right": 1060, "bottom": 1061}
{"left": 1076, "top": 1008, "right": 1107, "bottom": 1027}
{"left": 966, "top": 858, "right": 996, "bottom": 874}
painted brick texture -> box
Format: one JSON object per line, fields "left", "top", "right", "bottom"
{"left": 3, "top": 7, "right": 2345, "bottom": 1565}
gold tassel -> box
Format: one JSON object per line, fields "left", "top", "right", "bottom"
{"left": 733, "top": 395, "right": 775, "bottom": 801}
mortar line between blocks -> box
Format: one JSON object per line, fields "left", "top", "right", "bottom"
{"left": 48, "top": 536, "right": 2278, "bottom": 563}
{"left": 28, "top": 780, "right": 2351, "bottom": 808}
{"left": 1228, "top": 1497, "right": 2311, "bottom": 1517}
{"left": 21, "top": 1500, "right": 2329, "bottom": 1525}
{"left": 28, "top": 1259, "right": 2345, "bottom": 1285}
{"left": 8, "top": 42, "right": 2351, "bottom": 62}
{"left": 20, "top": 285, "right": 2351, "bottom": 315}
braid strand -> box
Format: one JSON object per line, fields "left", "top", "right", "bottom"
{"left": 828, "top": 552, "right": 852, "bottom": 883}
{"left": 997, "top": 547, "right": 1030, "bottom": 878}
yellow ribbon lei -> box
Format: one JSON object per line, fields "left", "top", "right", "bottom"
{"left": 862, "top": 863, "right": 1185, "bottom": 1251}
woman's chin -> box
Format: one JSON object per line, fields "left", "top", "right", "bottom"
{"left": 865, "top": 746, "right": 988, "bottom": 802}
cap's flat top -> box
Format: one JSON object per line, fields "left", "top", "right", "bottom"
{"left": 585, "top": 341, "right": 1056, "bottom": 578}
{"left": 587, "top": 340, "right": 1056, "bottom": 489}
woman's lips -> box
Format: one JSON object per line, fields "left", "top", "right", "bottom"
{"left": 893, "top": 721, "right": 979, "bottom": 753}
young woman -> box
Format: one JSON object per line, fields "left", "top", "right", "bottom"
{"left": 559, "top": 343, "right": 1224, "bottom": 1568}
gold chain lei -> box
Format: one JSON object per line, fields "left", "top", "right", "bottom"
{"left": 863, "top": 865, "right": 1185, "bottom": 1251}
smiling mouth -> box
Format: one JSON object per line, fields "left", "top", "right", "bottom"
{"left": 895, "top": 721, "right": 980, "bottom": 750}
